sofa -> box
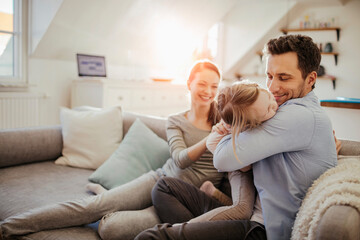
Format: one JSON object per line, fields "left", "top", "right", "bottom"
{"left": 0, "top": 111, "right": 359, "bottom": 240}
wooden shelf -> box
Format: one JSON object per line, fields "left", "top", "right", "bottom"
{"left": 280, "top": 27, "right": 341, "bottom": 41}
{"left": 256, "top": 51, "right": 338, "bottom": 65}
{"left": 321, "top": 52, "right": 339, "bottom": 65}
{"left": 320, "top": 101, "right": 360, "bottom": 110}
{"left": 318, "top": 75, "right": 337, "bottom": 89}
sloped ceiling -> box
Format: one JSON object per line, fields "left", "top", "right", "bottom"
{"left": 31, "top": 0, "right": 238, "bottom": 68}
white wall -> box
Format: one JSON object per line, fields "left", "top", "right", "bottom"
{"left": 28, "top": 58, "right": 154, "bottom": 126}
{"left": 310, "top": 1, "right": 360, "bottom": 141}
{"left": 229, "top": 1, "right": 360, "bottom": 141}
{"left": 28, "top": 58, "right": 76, "bottom": 125}
{"left": 29, "top": 0, "right": 63, "bottom": 54}
{"left": 221, "top": 1, "right": 297, "bottom": 78}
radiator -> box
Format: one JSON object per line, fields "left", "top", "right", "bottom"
{"left": 0, "top": 93, "right": 47, "bottom": 129}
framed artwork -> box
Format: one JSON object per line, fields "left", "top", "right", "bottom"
{"left": 76, "top": 54, "right": 106, "bottom": 77}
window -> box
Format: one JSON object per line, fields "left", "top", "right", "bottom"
{"left": 192, "top": 23, "right": 221, "bottom": 62}
{"left": 0, "top": 0, "right": 26, "bottom": 87}
{"left": 207, "top": 23, "right": 219, "bottom": 59}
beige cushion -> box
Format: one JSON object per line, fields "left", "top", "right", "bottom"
{"left": 55, "top": 106, "right": 123, "bottom": 169}
{"left": 316, "top": 205, "right": 360, "bottom": 240}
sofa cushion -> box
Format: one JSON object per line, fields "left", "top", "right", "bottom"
{"left": 88, "top": 118, "right": 171, "bottom": 189}
{"left": 55, "top": 106, "right": 123, "bottom": 169}
{"left": 0, "top": 126, "right": 62, "bottom": 168}
{"left": 0, "top": 161, "right": 94, "bottom": 220}
{"left": 19, "top": 226, "right": 101, "bottom": 240}
{"left": 338, "top": 139, "right": 360, "bottom": 156}
{"left": 316, "top": 205, "right": 360, "bottom": 240}
{"left": 122, "top": 112, "right": 167, "bottom": 140}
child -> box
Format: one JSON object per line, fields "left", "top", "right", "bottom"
{"left": 190, "top": 80, "right": 278, "bottom": 222}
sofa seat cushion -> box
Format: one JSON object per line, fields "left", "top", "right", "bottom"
{"left": 18, "top": 226, "right": 101, "bottom": 240}
{"left": 0, "top": 161, "right": 94, "bottom": 220}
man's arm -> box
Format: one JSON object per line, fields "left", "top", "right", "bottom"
{"left": 213, "top": 105, "right": 315, "bottom": 172}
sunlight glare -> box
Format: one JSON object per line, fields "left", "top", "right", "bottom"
{"left": 154, "top": 18, "right": 201, "bottom": 69}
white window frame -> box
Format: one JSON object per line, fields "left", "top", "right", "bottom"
{"left": 0, "top": 0, "right": 28, "bottom": 89}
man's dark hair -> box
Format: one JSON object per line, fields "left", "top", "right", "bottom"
{"left": 263, "top": 35, "right": 321, "bottom": 89}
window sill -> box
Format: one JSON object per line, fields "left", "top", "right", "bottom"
{"left": 0, "top": 83, "right": 33, "bottom": 92}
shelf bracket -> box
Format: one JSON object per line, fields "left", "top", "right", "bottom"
{"left": 336, "top": 29, "right": 340, "bottom": 41}
{"left": 334, "top": 54, "right": 338, "bottom": 66}
{"left": 332, "top": 79, "right": 336, "bottom": 90}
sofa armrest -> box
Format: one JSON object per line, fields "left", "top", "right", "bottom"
{"left": 316, "top": 205, "right": 360, "bottom": 240}
{"left": 0, "top": 126, "right": 63, "bottom": 168}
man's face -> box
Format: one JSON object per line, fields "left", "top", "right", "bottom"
{"left": 265, "top": 52, "right": 314, "bottom": 106}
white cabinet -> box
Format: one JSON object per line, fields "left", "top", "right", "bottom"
{"left": 71, "top": 79, "right": 190, "bottom": 117}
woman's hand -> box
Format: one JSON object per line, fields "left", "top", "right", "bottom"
{"left": 207, "top": 120, "right": 231, "bottom": 154}
{"left": 212, "top": 119, "right": 231, "bottom": 135}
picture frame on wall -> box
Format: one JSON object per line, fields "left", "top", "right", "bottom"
{"left": 76, "top": 54, "right": 107, "bottom": 77}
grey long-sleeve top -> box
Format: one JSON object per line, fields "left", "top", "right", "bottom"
{"left": 161, "top": 111, "right": 224, "bottom": 188}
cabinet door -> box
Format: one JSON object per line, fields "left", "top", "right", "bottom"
{"left": 153, "top": 88, "right": 188, "bottom": 108}
{"left": 105, "top": 88, "right": 133, "bottom": 110}
{"left": 132, "top": 89, "right": 154, "bottom": 108}
{"left": 72, "top": 82, "right": 107, "bottom": 108}
{"left": 173, "top": 91, "right": 188, "bottom": 107}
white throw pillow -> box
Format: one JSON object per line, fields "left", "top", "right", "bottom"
{"left": 55, "top": 106, "right": 123, "bottom": 169}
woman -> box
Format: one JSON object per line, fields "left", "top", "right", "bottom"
{"left": 0, "top": 60, "right": 224, "bottom": 240}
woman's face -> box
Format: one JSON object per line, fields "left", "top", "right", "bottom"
{"left": 188, "top": 69, "right": 220, "bottom": 107}
{"left": 250, "top": 90, "right": 278, "bottom": 122}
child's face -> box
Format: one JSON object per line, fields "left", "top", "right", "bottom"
{"left": 250, "top": 90, "right": 278, "bottom": 122}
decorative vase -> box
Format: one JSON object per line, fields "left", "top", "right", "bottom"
{"left": 324, "top": 43, "right": 333, "bottom": 53}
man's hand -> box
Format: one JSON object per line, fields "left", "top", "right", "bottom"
{"left": 333, "top": 130, "right": 342, "bottom": 155}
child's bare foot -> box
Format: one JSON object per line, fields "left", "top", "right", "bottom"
{"left": 86, "top": 183, "right": 107, "bottom": 195}
{"left": 200, "top": 181, "right": 217, "bottom": 197}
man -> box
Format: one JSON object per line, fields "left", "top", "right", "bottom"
{"left": 135, "top": 35, "right": 338, "bottom": 240}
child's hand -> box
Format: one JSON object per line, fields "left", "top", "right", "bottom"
{"left": 240, "top": 165, "right": 252, "bottom": 172}
{"left": 333, "top": 130, "right": 342, "bottom": 155}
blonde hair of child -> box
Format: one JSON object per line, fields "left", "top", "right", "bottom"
{"left": 217, "top": 80, "right": 265, "bottom": 163}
